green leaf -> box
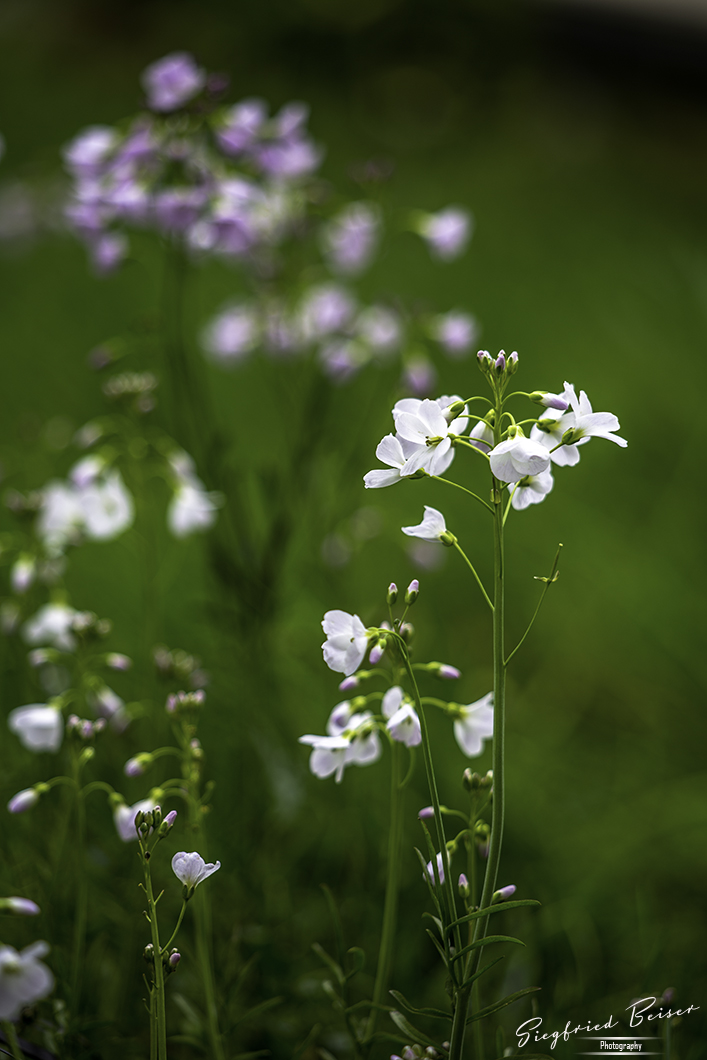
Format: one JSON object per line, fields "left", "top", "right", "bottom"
{"left": 292, "top": 1024, "right": 321, "bottom": 1060}
{"left": 346, "top": 946, "right": 365, "bottom": 980}
{"left": 422, "top": 912, "right": 444, "bottom": 937}
{"left": 389, "top": 990, "right": 450, "bottom": 1021}
{"left": 466, "top": 986, "right": 541, "bottom": 1025}
{"left": 167, "top": 1035, "right": 206, "bottom": 1051}
{"left": 425, "top": 927, "right": 451, "bottom": 968}
{"left": 312, "top": 942, "right": 345, "bottom": 986}
{"left": 461, "top": 955, "right": 505, "bottom": 989}
{"left": 345, "top": 1000, "right": 393, "bottom": 1015}
{"left": 451, "top": 934, "right": 525, "bottom": 964}
{"left": 389, "top": 1010, "right": 444, "bottom": 1050}
{"left": 448, "top": 899, "right": 540, "bottom": 931}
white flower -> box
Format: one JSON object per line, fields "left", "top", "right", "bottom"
{"left": 326, "top": 700, "right": 355, "bottom": 735}
{"left": 453, "top": 693, "right": 494, "bottom": 757}
{"left": 393, "top": 396, "right": 466, "bottom": 476}
{"left": 8, "top": 705, "right": 63, "bottom": 753}
{"left": 382, "top": 687, "right": 421, "bottom": 748}
{"left": 563, "top": 382, "right": 627, "bottom": 447}
{"left": 300, "top": 711, "right": 381, "bottom": 782}
{"left": 509, "top": 468, "right": 554, "bottom": 511}
{"left": 36, "top": 482, "right": 85, "bottom": 552}
{"left": 321, "top": 202, "right": 381, "bottom": 275}
{"left": 401, "top": 506, "right": 448, "bottom": 543}
{"left": 416, "top": 207, "right": 472, "bottom": 261}
{"left": 80, "top": 470, "right": 134, "bottom": 540}
{"left": 0, "top": 941, "right": 54, "bottom": 1020}
{"left": 168, "top": 482, "right": 220, "bottom": 537}
{"left": 23, "top": 603, "right": 79, "bottom": 652}
{"left": 321, "top": 610, "right": 370, "bottom": 675}
{"left": 171, "top": 851, "right": 221, "bottom": 891}
{"left": 468, "top": 418, "right": 495, "bottom": 454}
{"left": 363, "top": 434, "right": 410, "bottom": 489}
{"left": 530, "top": 412, "right": 581, "bottom": 467}
{"left": 69, "top": 454, "right": 105, "bottom": 488}
{"left": 488, "top": 434, "right": 551, "bottom": 484}
{"left": 113, "top": 798, "right": 157, "bottom": 843}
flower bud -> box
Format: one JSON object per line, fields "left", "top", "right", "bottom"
{"left": 439, "top": 531, "right": 457, "bottom": 547}
{"left": 0, "top": 897, "right": 41, "bottom": 916}
{"left": 399, "top": 622, "right": 415, "bottom": 644}
{"left": 168, "top": 950, "right": 181, "bottom": 969}
{"left": 404, "top": 579, "right": 419, "bottom": 605}
{"left": 158, "top": 810, "right": 178, "bottom": 838}
{"left": 124, "top": 753, "right": 152, "bottom": 777}
{"left": 106, "top": 652, "right": 132, "bottom": 671}
{"left": 338, "top": 675, "right": 360, "bottom": 692}
{"left": 561, "top": 427, "right": 578, "bottom": 445}
{"left": 507, "top": 351, "right": 519, "bottom": 373}
{"left": 431, "top": 662, "right": 460, "bottom": 680}
{"left": 477, "top": 350, "right": 492, "bottom": 375}
{"left": 143, "top": 944, "right": 155, "bottom": 963}
{"left": 494, "top": 351, "right": 506, "bottom": 373}
{"left": 492, "top": 884, "right": 517, "bottom": 903}
{"left": 8, "top": 788, "right": 40, "bottom": 814}
{"left": 463, "top": 769, "right": 482, "bottom": 792}
{"left": 387, "top": 583, "right": 398, "bottom": 605}
{"left": 369, "top": 640, "right": 385, "bottom": 665}
{"left": 457, "top": 874, "right": 470, "bottom": 898}
{"left": 418, "top": 806, "right": 434, "bottom": 819}
{"left": 446, "top": 399, "right": 466, "bottom": 419}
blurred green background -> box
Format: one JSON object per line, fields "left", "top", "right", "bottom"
{"left": 1, "top": 0, "right": 706, "bottom": 1057}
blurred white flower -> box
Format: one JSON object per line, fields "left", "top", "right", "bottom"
{"left": 423, "top": 850, "right": 448, "bottom": 886}
{"left": 321, "top": 610, "right": 370, "bottom": 675}
{"left": 430, "top": 311, "right": 478, "bottom": 357}
{"left": 171, "top": 851, "right": 221, "bottom": 891}
{"left": 322, "top": 202, "right": 381, "bottom": 275}
{"left": 167, "top": 451, "right": 222, "bottom": 537}
{"left": 23, "top": 603, "right": 79, "bottom": 652}
{"left": 416, "top": 207, "right": 472, "bottom": 260}
{"left": 37, "top": 482, "right": 85, "bottom": 552}
{"left": 10, "top": 554, "right": 36, "bottom": 594}
{"left": 453, "top": 693, "right": 494, "bottom": 757}
{"left": 8, "top": 705, "right": 63, "bottom": 753}
{"left": 80, "top": 470, "right": 134, "bottom": 540}
{"left": 0, "top": 941, "right": 54, "bottom": 1020}
{"left": 7, "top": 788, "right": 40, "bottom": 814}
{"left": 300, "top": 711, "right": 381, "bottom": 782}
{"left": 113, "top": 798, "right": 157, "bottom": 843}
{"left": 201, "top": 302, "right": 260, "bottom": 364}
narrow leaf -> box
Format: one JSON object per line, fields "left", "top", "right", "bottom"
{"left": 389, "top": 990, "right": 450, "bottom": 1021}
{"left": 451, "top": 934, "right": 525, "bottom": 964}
{"left": 461, "top": 955, "right": 505, "bottom": 989}
{"left": 320, "top": 884, "right": 346, "bottom": 968}
{"left": 389, "top": 1010, "right": 443, "bottom": 1050}
{"left": 425, "top": 928, "right": 450, "bottom": 968}
{"left": 466, "top": 986, "right": 541, "bottom": 1025}
{"left": 448, "top": 899, "right": 540, "bottom": 931}
{"left": 346, "top": 946, "right": 365, "bottom": 980}
{"left": 312, "top": 942, "right": 345, "bottom": 987}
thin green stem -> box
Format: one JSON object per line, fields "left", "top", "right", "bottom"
{"left": 70, "top": 775, "right": 88, "bottom": 1019}
{"left": 468, "top": 817, "right": 485, "bottom": 1060}
{"left": 454, "top": 437, "right": 491, "bottom": 462}
{"left": 161, "top": 900, "right": 188, "bottom": 955}
{"left": 504, "top": 544, "right": 562, "bottom": 667}
{"left": 430, "top": 474, "right": 494, "bottom": 515}
{"left": 364, "top": 741, "right": 404, "bottom": 1041}
{"left": 452, "top": 541, "right": 494, "bottom": 612}
{"left": 1, "top": 1020, "right": 25, "bottom": 1060}
{"left": 143, "top": 855, "right": 168, "bottom": 1060}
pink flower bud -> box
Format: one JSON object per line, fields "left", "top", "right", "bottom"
{"left": 338, "top": 675, "right": 359, "bottom": 692}
{"left": 8, "top": 788, "right": 39, "bottom": 814}
{"left": 168, "top": 951, "right": 181, "bottom": 968}
{"left": 369, "top": 642, "right": 384, "bottom": 665}
{"left": 492, "top": 884, "right": 516, "bottom": 903}
{"left": 418, "top": 806, "right": 434, "bottom": 819}
{"left": 106, "top": 652, "right": 132, "bottom": 671}
{"left": 5, "top": 897, "right": 41, "bottom": 915}
{"left": 437, "top": 663, "right": 461, "bottom": 680}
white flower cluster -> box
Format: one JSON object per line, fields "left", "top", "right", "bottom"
{"left": 364, "top": 395, "right": 468, "bottom": 487}
{"left": 37, "top": 456, "right": 134, "bottom": 553}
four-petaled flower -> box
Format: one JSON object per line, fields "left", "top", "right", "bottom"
{"left": 300, "top": 711, "right": 381, "bottom": 782}
{"left": 393, "top": 397, "right": 466, "bottom": 477}
{"left": 321, "top": 610, "right": 370, "bottom": 675}
{"left": 508, "top": 468, "right": 554, "bottom": 511}
{"left": 488, "top": 434, "right": 551, "bottom": 484}
{"left": 171, "top": 851, "right": 221, "bottom": 893}
{"left": 401, "top": 506, "right": 449, "bottom": 543}
{"left": 453, "top": 693, "right": 494, "bottom": 757}
{"left": 562, "top": 382, "right": 627, "bottom": 448}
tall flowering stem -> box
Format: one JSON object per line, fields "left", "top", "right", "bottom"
{"left": 141, "top": 843, "right": 168, "bottom": 1060}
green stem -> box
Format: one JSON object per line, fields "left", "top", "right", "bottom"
{"left": 1, "top": 1020, "right": 25, "bottom": 1060}
{"left": 70, "top": 780, "right": 88, "bottom": 1019}
{"left": 161, "top": 900, "right": 188, "bottom": 955}
{"left": 430, "top": 474, "right": 494, "bottom": 515}
{"left": 365, "top": 740, "right": 405, "bottom": 1041}
{"left": 452, "top": 541, "right": 494, "bottom": 612}
{"left": 468, "top": 816, "right": 485, "bottom": 1060}
{"left": 449, "top": 414, "right": 507, "bottom": 1060}
{"left": 143, "top": 856, "right": 168, "bottom": 1060}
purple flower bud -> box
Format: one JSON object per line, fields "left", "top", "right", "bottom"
{"left": 141, "top": 52, "right": 206, "bottom": 113}
{"left": 166, "top": 694, "right": 177, "bottom": 714}
{"left": 369, "top": 642, "right": 384, "bottom": 665}
{"left": 124, "top": 756, "right": 146, "bottom": 777}
{"left": 405, "top": 579, "right": 419, "bottom": 605}
{"left": 5, "top": 897, "right": 41, "bottom": 915}
{"left": 8, "top": 788, "right": 39, "bottom": 814}
{"left": 164, "top": 810, "right": 178, "bottom": 827}
{"left": 387, "top": 582, "right": 398, "bottom": 605}
{"left": 492, "top": 884, "right": 517, "bottom": 903}
{"left": 338, "top": 675, "right": 359, "bottom": 692}
{"left": 457, "top": 874, "right": 469, "bottom": 897}
{"left": 508, "top": 351, "right": 518, "bottom": 365}
{"left": 495, "top": 352, "right": 506, "bottom": 371}
{"left": 438, "top": 664, "right": 461, "bottom": 680}
{"left": 418, "top": 806, "right": 434, "bottom": 819}
{"left": 168, "top": 951, "right": 181, "bottom": 968}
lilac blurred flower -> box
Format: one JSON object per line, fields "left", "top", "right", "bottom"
{"left": 141, "top": 53, "right": 206, "bottom": 113}
{"left": 322, "top": 202, "right": 381, "bottom": 275}
{"left": 7, "top": 789, "right": 40, "bottom": 814}
{"left": 23, "top": 603, "right": 79, "bottom": 652}
{"left": 416, "top": 207, "right": 472, "bottom": 261}
{"left": 201, "top": 303, "right": 260, "bottom": 364}
{"left": 400, "top": 354, "right": 435, "bottom": 396}
{"left": 431, "top": 311, "right": 479, "bottom": 357}
{"left": 298, "top": 284, "right": 357, "bottom": 342}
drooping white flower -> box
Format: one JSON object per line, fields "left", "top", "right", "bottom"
{"left": 0, "top": 941, "right": 54, "bottom": 1020}
{"left": 80, "top": 469, "right": 134, "bottom": 540}
{"left": 113, "top": 798, "right": 157, "bottom": 843}
{"left": 321, "top": 610, "right": 370, "bottom": 675}
{"left": 488, "top": 434, "right": 551, "bottom": 484}
{"left": 401, "top": 506, "right": 448, "bottom": 543}
{"left": 23, "top": 603, "right": 79, "bottom": 652}
{"left": 562, "top": 382, "right": 627, "bottom": 447}
{"left": 300, "top": 711, "right": 381, "bottom": 782}
{"left": 171, "top": 851, "right": 221, "bottom": 891}
{"left": 8, "top": 705, "right": 63, "bottom": 753}
{"left": 509, "top": 468, "right": 554, "bottom": 511}
{"left": 453, "top": 693, "right": 494, "bottom": 757}
{"left": 382, "top": 687, "right": 421, "bottom": 747}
